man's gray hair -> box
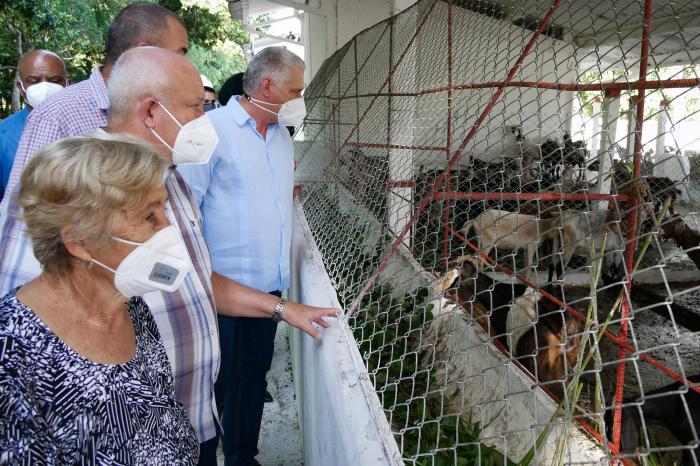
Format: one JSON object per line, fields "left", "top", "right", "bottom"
{"left": 108, "top": 47, "right": 195, "bottom": 123}
{"left": 242, "top": 46, "right": 305, "bottom": 95}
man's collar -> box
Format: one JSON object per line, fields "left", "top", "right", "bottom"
{"left": 90, "top": 67, "right": 110, "bottom": 111}
{"left": 229, "top": 95, "right": 254, "bottom": 127}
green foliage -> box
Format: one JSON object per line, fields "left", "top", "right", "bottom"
{"left": 161, "top": 0, "right": 248, "bottom": 90}
{"left": 186, "top": 42, "right": 246, "bottom": 91}
{"left": 353, "top": 282, "right": 514, "bottom": 465}
{"left": 0, "top": 0, "right": 132, "bottom": 116}
{"left": 0, "top": 0, "right": 250, "bottom": 117}
{"left": 576, "top": 69, "right": 627, "bottom": 118}
{"left": 159, "top": 0, "right": 247, "bottom": 48}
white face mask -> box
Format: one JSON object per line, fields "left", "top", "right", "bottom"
{"left": 20, "top": 81, "right": 64, "bottom": 109}
{"left": 248, "top": 96, "right": 306, "bottom": 127}
{"left": 91, "top": 225, "right": 193, "bottom": 298}
{"left": 150, "top": 102, "right": 219, "bottom": 165}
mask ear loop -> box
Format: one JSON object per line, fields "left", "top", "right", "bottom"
{"left": 90, "top": 257, "right": 118, "bottom": 274}
{"left": 156, "top": 101, "right": 184, "bottom": 128}
{"left": 149, "top": 101, "right": 183, "bottom": 153}
{"left": 248, "top": 99, "right": 279, "bottom": 117}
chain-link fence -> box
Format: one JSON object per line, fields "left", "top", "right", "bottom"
{"left": 295, "top": 0, "right": 700, "bottom": 464}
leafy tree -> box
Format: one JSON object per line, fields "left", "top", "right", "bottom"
{"left": 0, "top": 0, "right": 249, "bottom": 118}
{"left": 0, "top": 0, "right": 131, "bottom": 116}
{"left": 187, "top": 42, "right": 246, "bottom": 91}
{"left": 159, "top": 0, "right": 248, "bottom": 91}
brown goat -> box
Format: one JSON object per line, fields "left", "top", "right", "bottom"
{"left": 436, "top": 256, "right": 582, "bottom": 398}
{"left": 660, "top": 216, "right": 700, "bottom": 270}
{"left": 513, "top": 291, "right": 583, "bottom": 398}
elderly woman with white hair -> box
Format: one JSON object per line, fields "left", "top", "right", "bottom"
{"left": 0, "top": 134, "right": 198, "bottom": 464}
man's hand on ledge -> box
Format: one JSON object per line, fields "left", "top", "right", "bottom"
{"left": 284, "top": 301, "right": 340, "bottom": 339}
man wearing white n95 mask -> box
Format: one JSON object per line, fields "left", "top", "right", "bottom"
{"left": 0, "top": 50, "right": 67, "bottom": 199}
{"left": 178, "top": 46, "right": 305, "bottom": 466}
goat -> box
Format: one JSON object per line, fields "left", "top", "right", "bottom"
{"left": 547, "top": 209, "right": 625, "bottom": 283}
{"left": 660, "top": 216, "right": 700, "bottom": 270}
{"left": 502, "top": 125, "right": 545, "bottom": 184}
{"left": 539, "top": 138, "right": 565, "bottom": 182}
{"left": 463, "top": 209, "right": 557, "bottom": 278}
{"left": 562, "top": 132, "right": 589, "bottom": 170}
{"left": 512, "top": 288, "right": 583, "bottom": 399}
{"left": 436, "top": 256, "right": 582, "bottom": 398}
{"left": 605, "top": 375, "right": 700, "bottom": 465}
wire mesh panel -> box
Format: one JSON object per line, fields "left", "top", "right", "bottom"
{"left": 296, "top": 0, "right": 700, "bottom": 464}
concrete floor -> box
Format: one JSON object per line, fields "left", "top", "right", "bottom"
{"left": 217, "top": 323, "right": 304, "bottom": 466}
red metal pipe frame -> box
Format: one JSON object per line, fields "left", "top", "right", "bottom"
{"left": 296, "top": 20, "right": 393, "bottom": 167}
{"left": 317, "top": 77, "right": 700, "bottom": 101}
{"left": 611, "top": 0, "right": 653, "bottom": 454}
{"left": 310, "top": 0, "right": 442, "bottom": 191}
{"left": 434, "top": 191, "right": 629, "bottom": 202}
{"left": 335, "top": 0, "right": 700, "bottom": 459}
{"left": 346, "top": 141, "right": 448, "bottom": 152}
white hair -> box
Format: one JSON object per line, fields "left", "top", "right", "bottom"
{"left": 242, "top": 46, "right": 305, "bottom": 95}
{"left": 107, "top": 46, "right": 196, "bottom": 122}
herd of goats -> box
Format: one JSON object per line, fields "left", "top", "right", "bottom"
{"left": 413, "top": 127, "right": 700, "bottom": 462}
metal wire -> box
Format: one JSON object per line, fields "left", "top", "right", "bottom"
{"left": 297, "top": 1, "right": 700, "bottom": 464}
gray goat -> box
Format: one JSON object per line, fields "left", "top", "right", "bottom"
{"left": 548, "top": 209, "right": 625, "bottom": 282}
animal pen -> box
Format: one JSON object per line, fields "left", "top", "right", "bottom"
{"left": 293, "top": 0, "right": 700, "bottom": 464}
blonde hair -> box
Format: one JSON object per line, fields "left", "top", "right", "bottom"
{"left": 18, "top": 133, "right": 171, "bottom": 275}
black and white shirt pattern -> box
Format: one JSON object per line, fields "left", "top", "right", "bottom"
{"left": 0, "top": 290, "right": 198, "bottom": 465}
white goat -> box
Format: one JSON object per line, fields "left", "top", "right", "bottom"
{"left": 462, "top": 209, "right": 557, "bottom": 278}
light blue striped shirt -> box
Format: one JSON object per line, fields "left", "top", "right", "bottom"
{"left": 179, "top": 96, "right": 294, "bottom": 293}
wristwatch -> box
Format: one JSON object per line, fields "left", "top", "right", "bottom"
{"left": 272, "top": 298, "right": 287, "bottom": 322}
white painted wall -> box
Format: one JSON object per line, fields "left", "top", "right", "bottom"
{"left": 411, "top": 1, "right": 578, "bottom": 169}
{"left": 303, "top": 0, "right": 418, "bottom": 84}
{"left": 289, "top": 202, "right": 404, "bottom": 466}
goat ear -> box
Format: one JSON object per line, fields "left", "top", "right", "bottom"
{"left": 435, "top": 269, "right": 460, "bottom": 294}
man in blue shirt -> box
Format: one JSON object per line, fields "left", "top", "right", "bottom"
{"left": 0, "top": 50, "right": 67, "bottom": 198}
{"left": 179, "top": 46, "right": 306, "bottom": 466}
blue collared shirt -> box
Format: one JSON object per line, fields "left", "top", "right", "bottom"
{"left": 179, "top": 96, "right": 294, "bottom": 292}
{"left": 0, "top": 107, "right": 30, "bottom": 198}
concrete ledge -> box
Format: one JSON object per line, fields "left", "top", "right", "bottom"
{"left": 289, "top": 202, "right": 403, "bottom": 466}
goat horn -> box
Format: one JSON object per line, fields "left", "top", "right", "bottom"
{"left": 434, "top": 268, "right": 460, "bottom": 294}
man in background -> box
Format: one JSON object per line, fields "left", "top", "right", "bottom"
{"left": 202, "top": 74, "right": 218, "bottom": 112}
{"left": 0, "top": 50, "right": 66, "bottom": 198}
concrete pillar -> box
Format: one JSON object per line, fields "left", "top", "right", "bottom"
{"left": 655, "top": 99, "right": 668, "bottom": 162}
{"left": 590, "top": 96, "right": 602, "bottom": 159}
{"left": 626, "top": 96, "right": 637, "bottom": 158}
{"left": 303, "top": 13, "right": 328, "bottom": 86}
{"left": 596, "top": 90, "right": 622, "bottom": 210}
{"left": 587, "top": 96, "right": 602, "bottom": 183}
